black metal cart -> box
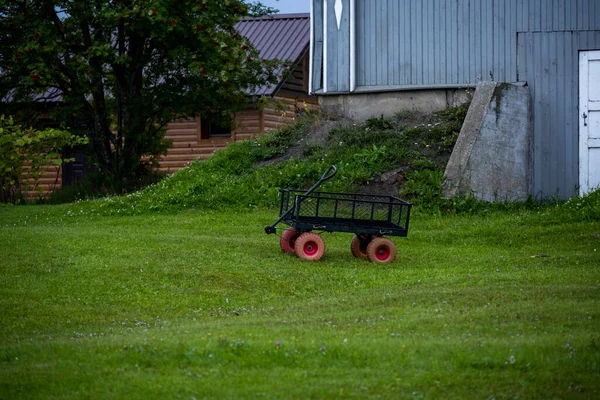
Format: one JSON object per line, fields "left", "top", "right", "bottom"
{"left": 265, "top": 166, "right": 412, "bottom": 263}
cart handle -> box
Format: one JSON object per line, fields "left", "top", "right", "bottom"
{"left": 303, "top": 165, "right": 337, "bottom": 197}
{"left": 264, "top": 165, "right": 337, "bottom": 234}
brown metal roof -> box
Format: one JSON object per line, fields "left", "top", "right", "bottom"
{"left": 236, "top": 13, "right": 310, "bottom": 96}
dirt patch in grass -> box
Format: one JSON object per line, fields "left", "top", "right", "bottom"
{"left": 255, "top": 118, "right": 354, "bottom": 168}
{"left": 257, "top": 105, "right": 469, "bottom": 199}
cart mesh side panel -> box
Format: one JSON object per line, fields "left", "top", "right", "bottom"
{"left": 279, "top": 189, "right": 411, "bottom": 236}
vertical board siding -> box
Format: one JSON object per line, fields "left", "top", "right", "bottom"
{"left": 325, "top": 0, "right": 350, "bottom": 92}
{"left": 312, "top": 0, "right": 323, "bottom": 91}
{"left": 518, "top": 31, "right": 600, "bottom": 198}
{"left": 425, "top": 0, "right": 434, "bottom": 85}
{"left": 339, "top": 0, "right": 350, "bottom": 91}
{"left": 402, "top": 0, "right": 411, "bottom": 84}
{"left": 351, "top": 0, "right": 600, "bottom": 88}
{"left": 437, "top": 0, "right": 446, "bottom": 83}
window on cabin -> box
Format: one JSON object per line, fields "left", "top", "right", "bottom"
{"left": 200, "top": 119, "right": 232, "bottom": 139}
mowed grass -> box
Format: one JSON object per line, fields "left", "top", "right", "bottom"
{"left": 0, "top": 204, "right": 599, "bottom": 399}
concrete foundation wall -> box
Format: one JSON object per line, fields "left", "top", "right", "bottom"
{"left": 443, "top": 81, "right": 531, "bottom": 201}
{"left": 319, "top": 89, "right": 472, "bottom": 120}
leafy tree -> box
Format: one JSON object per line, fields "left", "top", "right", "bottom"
{"left": 0, "top": 0, "right": 280, "bottom": 184}
{"left": 0, "top": 115, "right": 88, "bottom": 203}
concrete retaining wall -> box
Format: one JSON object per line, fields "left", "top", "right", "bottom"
{"left": 443, "top": 81, "right": 531, "bottom": 201}
{"left": 319, "top": 89, "right": 472, "bottom": 120}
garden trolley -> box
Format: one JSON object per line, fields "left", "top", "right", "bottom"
{"left": 264, "top": 166, "right": 412, "bottom": 263}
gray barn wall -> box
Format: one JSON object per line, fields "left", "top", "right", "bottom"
{"left": 519, "top": 30, "right": 600, "bottom": 198}
{"left": 312, "top": 0, "right": 324, "bottom": 91}
{"left": 312, "top": 0, "right": 600, "bottom": 198}
{"left": 320, "top": 0, "right": 600, "bottom": 90}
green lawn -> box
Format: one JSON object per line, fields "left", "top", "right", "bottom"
{"left": 1, "top": 204, "right": 599, "bottom": 399}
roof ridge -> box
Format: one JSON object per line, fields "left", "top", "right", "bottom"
{"left": 240, "top": 13, "right": 310, "bottom": 22}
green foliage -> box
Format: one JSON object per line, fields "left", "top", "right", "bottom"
{"left": 70, "top": 97, "right": 598, "bottom": 221}
{"left": 89, "top": 114, "right": 317, "bottom": 213}
{"left": 440, "top": 101, "right": 469, "bottom": 122}
{"left": 0, "top": 0, "right": 281, "bottom": 184}
{"left": 394, "top": 109, "right": 412, "bottom": 120}
{"left": 47, "top": 170, "right": 166, "bottom": 204}
{"left": 335, "top": 144, "right": 397, "bottom": 186}
{"left": 411, "top": 158, "right": 437, "bottom": 171}
{"left": 401, "top": 169, "right": 445, "bottom": 210}
{"left": 87, "top": 103, "right": 474, "bottom": 214}
{"left": 549, "top": 188, "right": 600, "bottom": 222}
{"left": 398, "top": 115, "right": 467, "bottom": 156}
{"left": 253, "top": 120, "right": 309, "bottom": 160}
{"left": 0, "top": 115, "right": 87, "bottom": 203}
{"left": 418, "top": 186, "right": 600, "bottom": 220}
{"left": 365, "top": 114, "right": 395, "bottom": 130}
{"left": 327, "top": 123, "right": 400, "bottom": 150}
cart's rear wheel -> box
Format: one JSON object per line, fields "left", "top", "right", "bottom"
{"left": 280, "top": 228, "right": 300, "bottom": 254}
{"left": 295, "top": 232, "right": 326, "bottom": 261}
{"left": 366, "top": 237, "right": 397, "bottom": 263}
{"left": 350, "top": 234, "right": 373, "bottom": 259}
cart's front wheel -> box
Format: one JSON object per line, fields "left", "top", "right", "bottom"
{"left": 280, "top": 228, "right": 300, "bottom": 254}
{"left": 295, "top": 232, "right": 326, "bottom": 261}
{"left": 366, "top": 237, "right": 397, "bottom": 263}
{"left": 350, "top": 234, "right": 372, "bottom": 259}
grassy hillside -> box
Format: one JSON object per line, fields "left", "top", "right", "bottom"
{"left": 82, "top": 106, "right": 468, "bottom": 215}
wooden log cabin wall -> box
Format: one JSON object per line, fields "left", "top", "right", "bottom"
{"left": 19, "top": 164, "right": 62, "bottom": 201}
{"left": 16, "top": 115, "right": 64, "bottom": 201}
{"left": 160, "top": 96, "right": 318, "bottom": 174}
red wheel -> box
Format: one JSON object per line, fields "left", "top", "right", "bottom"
{"left": 294, "top": 232, "right": 326, "bottom": 261}
{"left": 366, "top": 237, "right": 397, "bottom": 263}
{"left": 280, "top": 228, "right": 300, "bottom": 254}
{"left": 350, "top": 234, "right": 372, "bottom": 259}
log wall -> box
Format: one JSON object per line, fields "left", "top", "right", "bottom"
{"left": 160, "top": 97, "right": 319, "bottom": 173}
{"left": 20, "top": 163, "right": 62, "bottom": 201}
{"left": 17, "top": 97, "right": 319, "bottom": 199}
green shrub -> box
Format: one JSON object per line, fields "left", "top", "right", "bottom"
{"left": 401, "top": 169, "right": 445, "bottom": 210}
{"left": 253, "top": 118, "right": 309, "bottom": 160}
{"left": 411, "top": 159, "right": 437, "bottom": 171}
{"left": 365, "top": 114, "right": 394, "bottom": 130}
{"left": 0, "top": 115, "right": 87, "bottom": 203}
{"left": 553, "top": 188, "right": 600, "bottom": 222}
{"left": 394, "top": 109, "right": 412, "bottom": 120}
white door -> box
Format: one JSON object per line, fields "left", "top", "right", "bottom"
{"left": 579, "top": 50, "right": 600, "bottom": 196}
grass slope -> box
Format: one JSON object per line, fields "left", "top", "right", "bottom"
{"left": 1, "top": 202, "right": 599, "bottom": 399}
{"left": 73, "top": 107, "right": 467, "bottom": 215}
